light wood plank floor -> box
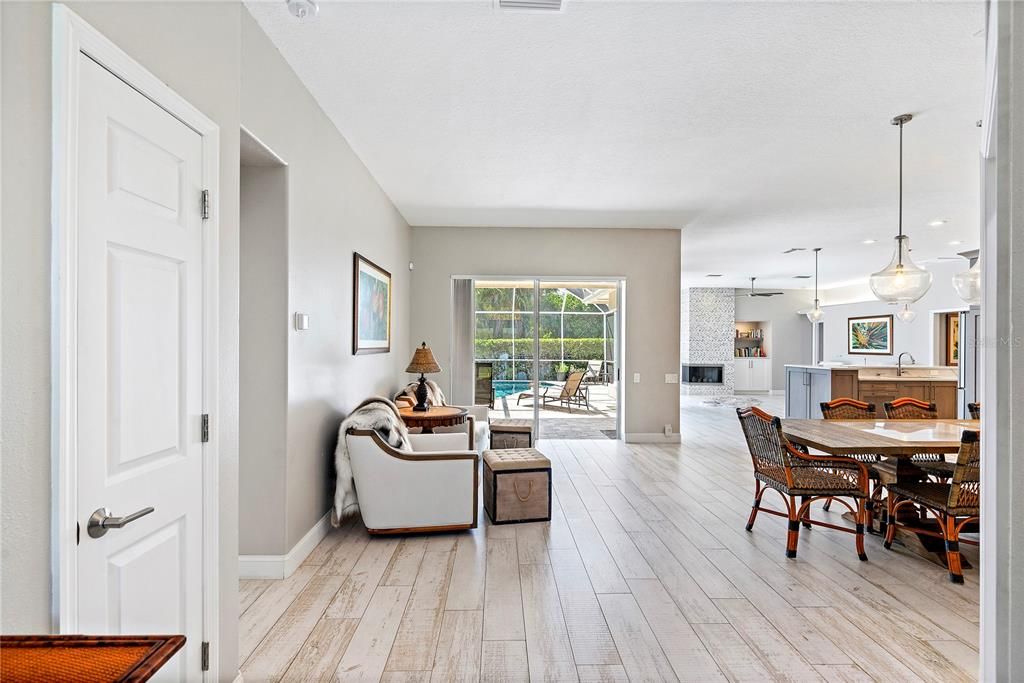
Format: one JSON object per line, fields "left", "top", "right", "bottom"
{"left": 239, "top": 396, "right": 979, "bottom": 682}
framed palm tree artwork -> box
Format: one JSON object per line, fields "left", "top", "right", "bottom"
{"left": 848, "top": 315, "right": 893, "bottom": 355}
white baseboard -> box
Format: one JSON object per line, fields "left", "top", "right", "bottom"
{"left": 625, "top": 432, "right": 682, "bottom": 444}
{"left": 239, "top": 512, "right": 331, "bottom": 579}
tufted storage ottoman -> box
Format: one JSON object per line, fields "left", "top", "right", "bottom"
{"left": 488, "top": 418, "right": 534, "bottom": 449}
{"left": 482, "top": 448, "right": 552, "bottom": 524}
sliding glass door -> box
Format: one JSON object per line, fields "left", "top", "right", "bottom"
{"left": 471, "top": 278, "right": 622, "bottom": 441}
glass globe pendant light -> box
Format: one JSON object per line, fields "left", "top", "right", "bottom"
{"left": 896, "top": 304, "right": 917, "bottom": 323}
{"left": 806, "top": 248, "right": 825, "bottom": 322}
{"left": 868, "top": 114, "right": 933, "bottom": 304}
{"left": 953, "top": 259, "right": 981, "bottom": 305}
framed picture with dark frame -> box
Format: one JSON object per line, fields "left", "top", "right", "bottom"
{"left": 352, "top": 252, "right": 392, "bottom": 355}
{"left": 847, "top": 314, "right": 894, "bottom": 355}
{"left": 946, "top": 312, "right": 960, "bottom": 366}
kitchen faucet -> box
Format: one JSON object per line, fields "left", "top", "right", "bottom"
{"left": 897, "top": 352, "right": 916, "bottom": 377}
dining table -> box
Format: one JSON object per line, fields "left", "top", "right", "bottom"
{"left": 782, "top": 418, "right": 980, "bottom": 567}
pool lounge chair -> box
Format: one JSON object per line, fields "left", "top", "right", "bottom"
{"left": 517, "top": 370, "right": 590, "bottom": 412}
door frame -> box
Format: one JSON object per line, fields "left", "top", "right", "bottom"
{"left": 51, "top": 6, "right": 221, "bottom": 678}
{"left": 455, "top": 274, "right": 626, "bottom": 440}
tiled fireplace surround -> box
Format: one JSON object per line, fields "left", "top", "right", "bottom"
{"left": 680, "top": 287, "right": 735, "bottom": 396}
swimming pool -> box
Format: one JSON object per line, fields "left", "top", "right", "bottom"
{"left": 492, "top": 380, "right": 557, "bottom": 400}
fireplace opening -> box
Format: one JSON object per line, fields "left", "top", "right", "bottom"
{"left": 681, "top": 364, "right": 723, "bottom": 384}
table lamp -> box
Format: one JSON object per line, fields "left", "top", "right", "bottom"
{"left": 406, "top": 341, "right": 441, "bottom": 411}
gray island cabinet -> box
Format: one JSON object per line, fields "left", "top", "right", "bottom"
{"left": 785, "top": 366, "right": 833, "bottom": 419}
{"left": 783, "top": 365, "right": 959, "bottom": 419}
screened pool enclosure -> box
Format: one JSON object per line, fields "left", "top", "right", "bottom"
{"left": 474, "top": 282, "right": 617, "bottom": 384}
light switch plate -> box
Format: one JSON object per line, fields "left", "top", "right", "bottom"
{"left": 294, "top": 312, "right": 310, "bottom": 331}
{"left": 633, "top": 372, "right": 641, "bottom": 383}
{"left": 665, "top": 373, "right": 679, "bottom": 384}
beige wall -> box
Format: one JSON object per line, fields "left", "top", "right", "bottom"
{"left": 240, "top": 163, "right": 289, "bottom": 555}
{"left": 240, "top": 11, "right": 412, "bottom": 554}
{"left": 410, "top": 227, "right": 681, "bottom": 440}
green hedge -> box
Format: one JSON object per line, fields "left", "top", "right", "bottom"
{"left": 474, "top": 338, "right": 607, "bottom": 361}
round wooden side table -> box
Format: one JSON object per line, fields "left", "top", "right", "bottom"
{"left": 397, "top": 405, "right": 467, "bottom": 434}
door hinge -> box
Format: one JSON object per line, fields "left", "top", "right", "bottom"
{"left": 201, "top": 189, "right": 210, "bottom": 220}
{"left": 201, "top": 641, "right": 210, "bottom": 671}
{"left": 201, "top": 414, "right": 210, "bottom": 443}
{"left": 76, "top": 522, "right": 80, "bottom": 546}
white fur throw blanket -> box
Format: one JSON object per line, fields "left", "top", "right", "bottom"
{"left": 396, "top": 379, "right": 447, "bottom": 407}
{"left": 332, "top": 397, "right": 411, "bottom": 526}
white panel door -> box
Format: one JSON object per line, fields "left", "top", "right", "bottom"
{"left": 75, "top": 55, "right": 205, "bottom": 681}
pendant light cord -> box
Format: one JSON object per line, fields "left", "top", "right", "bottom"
{"left": 897, "top": 119, "right": 904, "bottom": 266}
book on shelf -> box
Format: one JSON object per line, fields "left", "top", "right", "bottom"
{"left": 734, "top": 347, "right": 767, "bottom": 358}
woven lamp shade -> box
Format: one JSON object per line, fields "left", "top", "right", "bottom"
{"left": 406, "top": 342, "right": 441, "bottom": 374}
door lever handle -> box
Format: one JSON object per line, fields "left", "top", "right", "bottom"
{"left": 87, "top": 506, "right": 155, "bottom": 539}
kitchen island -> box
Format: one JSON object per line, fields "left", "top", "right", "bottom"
{"left": 784, "top": 364, "right": 958, "bottom": 418}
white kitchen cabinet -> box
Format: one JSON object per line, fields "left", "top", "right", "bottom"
{"left": 735, "top": 358, "right": 771, "bottom": 392}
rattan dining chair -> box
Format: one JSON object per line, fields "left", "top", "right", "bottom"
{"left": 883, "top": 397, "right": 956, "bottom": 478}
{"left": 819, "top": 399, "right": 883, "bottom": 525}
{"left": 736, "top": 406, "right": 871, "bottom": 561}
{"left": 883, "top": 430, "right": 980, "bottom": 583}
{"left": 968, "top": 402, "right": 981, "bottom": 420}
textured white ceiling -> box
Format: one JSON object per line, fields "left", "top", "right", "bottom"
{"left": 246, "top": 0, "right": 985, "bottom": 289}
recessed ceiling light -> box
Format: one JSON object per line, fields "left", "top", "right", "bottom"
{"left": 705, "top": 274, "right": 723, "bottom": 278}
{"left": 949, "top": 240, "right": 963, "bottom": 246}
{"left": 863, "top": 239, "right": 877, "bottom": 244}
{"left": 928, "top": 220, "right": 948, "bottom": 227}
{"left": 782, "top": 248, "right": 806, "bottom": 254}
{"left": 793, "top": 275, "right": 811, "bottom": 279}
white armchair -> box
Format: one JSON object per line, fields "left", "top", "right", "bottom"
{"left": 346, "top": 429, "right": 479, "bottom": 534}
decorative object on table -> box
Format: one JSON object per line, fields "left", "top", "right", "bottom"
{"left": 489, "top": 418, "right": 534, "bottom": 449}
{"left": 805, "top": 248, "right": 825, "bottom": 323}
{"left": 397, "top": 376, "right": 446, "bottom": 409}
{"left": 847, "top": 314, "right": 893, "bottom": 355}
{"left": 868, "top": 113, "right": 933, "bottom": 305}
{"left": 405, "top": 342, "right": 442, "bottom": 411}
{"left": 945, "top": 312, "right": 960, "bottom": 366}
{"left": 345, "top": 427, "right": 478, "bottom": 534}
{"left": 883, "top": 429, "right": 980, "bottom": 583}
{"left": 736, "top": 406, "right": 871, "bottom": 560}
{"left": 397, "top": 404, "right": 468, "bottom": 434}
{"left": 0, "top": 634, "right": 185, "bottom": 683}
{"left": 331, "top": 397, "right": 410, "bottom": 525}
{"left": 483, "top": 448, "right": 552, "bottom": 524}
{"left": 352, "top": 252, "right": 392, "bottom": 355}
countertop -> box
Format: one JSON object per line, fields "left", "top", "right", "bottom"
{"left": 784, "top": 364, "right": 958, "bottom": 382}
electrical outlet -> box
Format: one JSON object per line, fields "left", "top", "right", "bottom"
{"left": 633, "top": 372, "right": 641, "bottom": 384}
{"left": 664, "top": 373, "right": 679, "bottom": 384}
{"left": 663, "top": 424, "right": 672, "bottom": 436}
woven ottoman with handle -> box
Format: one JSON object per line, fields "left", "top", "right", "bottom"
{"left": 488, "top": 418, "right": 534, "bottom": 449}
{"left": 483, "top": 448, "right": 551, "bottom": 524}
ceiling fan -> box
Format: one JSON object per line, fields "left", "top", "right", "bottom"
{"left": 743, "top": 277, "right": 784, "bottom": 297}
